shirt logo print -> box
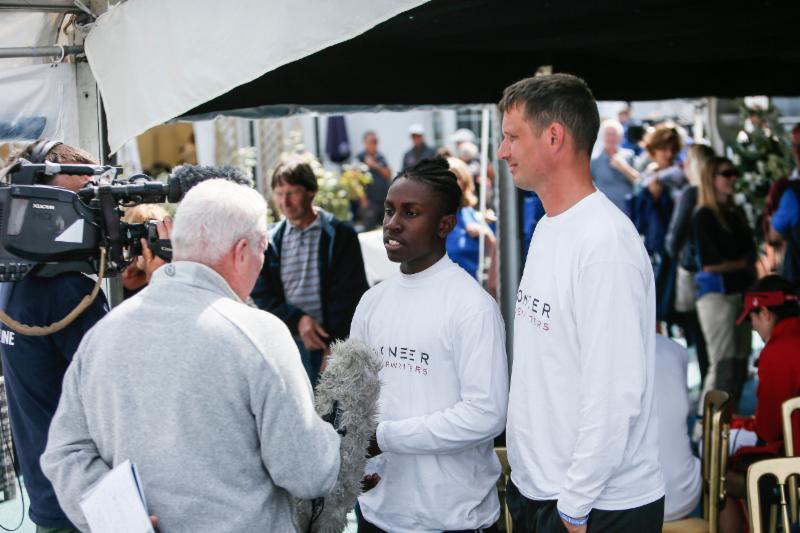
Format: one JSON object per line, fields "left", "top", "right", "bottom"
{"left": 372, "top": 345, "right": 430, "bottom": 376}
{"left": 516, "top": 290, "right": 552, "bottom": 332}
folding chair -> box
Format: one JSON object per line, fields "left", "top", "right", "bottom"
{"left": 663, "top": 390, "right": 731, "bottom": 533}
{"left": 747, "top": 457, "right": 800, "bottom": 533}
{"left": 781, "top": 396, "right": 800, "bottom": 525}
{"left": 495, "top": 447, "right": 512, "bottom": 533}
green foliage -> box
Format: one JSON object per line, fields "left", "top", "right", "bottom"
{"left": 728, "top": 98, "right": 794, "bottom": 234}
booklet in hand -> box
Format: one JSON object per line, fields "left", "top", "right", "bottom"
{"left": 80, "top": 459, "right": 154, "bottom": 533}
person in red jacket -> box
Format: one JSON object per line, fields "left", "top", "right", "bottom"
{"left": 739, "top": 274, "right": 800, "bottom": 447}
{"left": 721, "top": 275, "right": 800, "bottom": 532}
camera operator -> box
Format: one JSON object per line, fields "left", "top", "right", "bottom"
{"left": 0, "top": 140, "right": 109, "bottom": 533}
{"left": 120, "top": 204, "right": 173, "bottom": 299}
{"left": 42, "top": 179, "right": 341, "bottom": 532}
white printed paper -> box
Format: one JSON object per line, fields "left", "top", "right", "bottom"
{"left": 80, "top": 460, "right": 154, "bottom": 533}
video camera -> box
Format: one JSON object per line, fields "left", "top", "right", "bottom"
{"left": 0, "top": 159, "right": 188, "bottom": 282}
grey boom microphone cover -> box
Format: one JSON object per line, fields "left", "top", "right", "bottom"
{"left": 295, "top": 338, "right": 382, "bottom": 533}
{"left": 169, "top": 164, "right": 252, "bottom": 192}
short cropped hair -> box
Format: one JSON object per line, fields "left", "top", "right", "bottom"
{"left": 498, "top": 73, "right": 600, "bottom": 157}
{"left": 270, "top": 155, "right": 318, "bottom": 192}
{"left": 2, "top": 140, "right": 97, "bottom": 184}
{"left": 172, "top": 179, "right": 267, "bottom": 264}
{"left": 395, "top": 157, "right": 462, "bottom": 216}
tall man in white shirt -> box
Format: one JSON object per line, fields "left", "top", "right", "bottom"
{"left": 498, "top": 74, "right": 665, "bottom": 532}
{"left": 350, "top": 158, "right": 509, "bottom": 532}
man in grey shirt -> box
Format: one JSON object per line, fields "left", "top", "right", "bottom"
{"left": 251, "top": 156, "right": 368, "bottom": 386}
{"left": 41, "top": 179, "right": 341, "bottom": 532}
{"left": 590, "top": 119, "right": 640, "bottom": 213}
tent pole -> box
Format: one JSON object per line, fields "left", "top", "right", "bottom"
{"left": 0, "top": 0, "right": 81, "bottom": 12}
{"left": 477, "top": 107, "right": 489, "bottom": 284}
{"left": 0, "top": 45, "right": 83, "bottom": 59}
{"left": 493, "top": 106, "right": 519, "bottom": 367}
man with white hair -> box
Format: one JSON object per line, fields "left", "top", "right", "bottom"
{"left": 590, "top": 119, "right": 640, "bottom": 213}
{"left": 41, "top": 179, "right": 342, "bottom": 532}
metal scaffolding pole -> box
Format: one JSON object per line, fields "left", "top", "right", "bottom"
{"left": 0, "top": 45, "right": 84, "bottom": 59}
{"left": 493, "top": 106, "right": 520, "bottom": 366}
{"left": 0, "top": 0, "right": 82, "bottom": 12}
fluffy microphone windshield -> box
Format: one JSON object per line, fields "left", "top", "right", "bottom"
{"left": 169, "top": 164, "right": 252, "bottom": 192}
{"left": 295, "top": 338, "right": 382, "bottom": 533}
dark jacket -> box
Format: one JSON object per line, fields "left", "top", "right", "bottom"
{"left": 251, "top": 210, "right": 369, "bottom": 343}
{"left": 665, "top": 186, "right": 700, "bottom": 271}
{"left": 0, "top": 273, "right": 108, "bottom": 528}
{"left": 631, "top": 187, "right": 674, "bottom": 255}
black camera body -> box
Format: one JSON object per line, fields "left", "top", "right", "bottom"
{"left": 0, "top": 160, "right": 182, "bottom": 282}
{"left": 0, "top": 183, "right": 101, "bottom": 280}
{"left": 125, "top": 220, "right": 172, "bottom": 263}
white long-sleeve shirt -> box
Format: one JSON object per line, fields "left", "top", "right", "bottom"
{"left": 655, "top": 335, "right": 702, "bottom": 521}
{"left": 350, "top": 256, "right": 508, "bottom": 532}
{"left": 507, "top": 191, "right": 664, "bottom": 519}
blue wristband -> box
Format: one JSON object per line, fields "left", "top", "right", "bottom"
{"left": 558, "top": 510, "right": 589, "bottom": 526}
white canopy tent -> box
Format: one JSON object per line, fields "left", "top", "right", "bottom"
{"left": 84, "top": 0, "right": 428, "bottom": 153}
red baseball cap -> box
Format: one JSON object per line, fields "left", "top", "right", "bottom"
{"left": 737, "top": 291, "right": 800, "bottom": 325}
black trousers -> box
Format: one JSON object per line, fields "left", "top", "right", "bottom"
{"left": 506, "top": 479, "right": 664, "bottom": 532}
{"left": 356, "top": 502, "right": 499, "bottom": 533}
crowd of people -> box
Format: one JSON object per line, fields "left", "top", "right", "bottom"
{"left": 0, "top": 73, "right": 798, "bottom": 533}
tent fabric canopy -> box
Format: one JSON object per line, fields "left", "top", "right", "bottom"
{"left": 186, "top": 0, "right": 800, "bottom": 119}
{"left": 84, "top": 0, "right": 428, "bottom": 153}
{"left": 85, "top": 0, "right": 800, "bottom": 149}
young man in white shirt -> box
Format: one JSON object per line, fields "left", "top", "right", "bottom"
{"left": 350, "top": 158, "right": 509, "bottom": 533}
{"left": 498, "top": 74, "right": 665, "bottom": 532}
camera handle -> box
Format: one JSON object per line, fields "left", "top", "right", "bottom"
{"left": 0, "top": 247, "right": 107, "bottom": 336}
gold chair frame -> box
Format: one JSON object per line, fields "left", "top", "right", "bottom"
{"left": 663, "top": 389, "right": 731, "bottom": 533}
{"left": 495, "top": 446, "right": 512, "bottom": 533}
{"left": 747, "top": 457, "right": 800, "bottom": 533}
{"left": 781, "top": 396, "right": 800, "bottom": 525}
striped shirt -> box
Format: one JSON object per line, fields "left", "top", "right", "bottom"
{"left": 280, "top": 216, "right": 323, "bottom": 324}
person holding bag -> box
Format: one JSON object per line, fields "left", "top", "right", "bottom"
{"left": 665, "top": 143, "right": 715, "bottom": 382}
{"left": 692, "top": 156, "right": 756, "bottom": 412}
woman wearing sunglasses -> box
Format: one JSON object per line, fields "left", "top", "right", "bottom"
{"left": 692, "top": 156, "right": 756, "bottom": 413}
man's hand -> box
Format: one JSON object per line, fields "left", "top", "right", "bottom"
{"left": 150, "top": 515, "right": 160, "bottom": 532}
{"left": 465, "top": 222, "right": 483, "bottom": 238}
{"left": 361, "top": 473, "right": 381, "bottom": 493}
{"left": 367, "top": 433, "right": 382, "bottom": 458}
{"left": 319, "top": 346, "right": 332, "bottom": 374}
{"left": 298, "top": 315, "right": 329, "bottom": 351}
{"left": 608, "top": 153, "right": 625, "bottom": 171}
{"left": 560, "top": 519, "right": 587, "bottom": 533}
{"left": 138, "top": 217, "right": 173, "bottom": 282}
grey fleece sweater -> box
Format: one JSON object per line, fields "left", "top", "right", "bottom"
{"left": 41, "top": 261, "right": 341, "bottom": 532}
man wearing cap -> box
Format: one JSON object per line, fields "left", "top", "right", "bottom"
{"left": 401, "top": 123, "right": 436, "bottom": 172}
